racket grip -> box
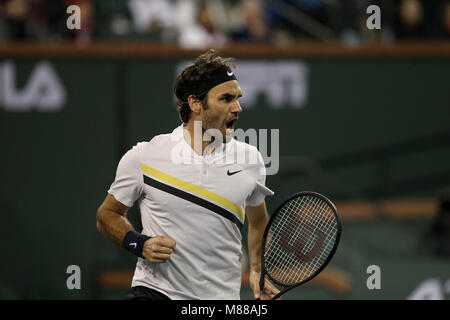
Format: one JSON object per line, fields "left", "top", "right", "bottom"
{"left": 257, "top": 273, "right": 265, "bottom": 300}
{"left": 259, "top": 276, "right": 265, "bottom": 294}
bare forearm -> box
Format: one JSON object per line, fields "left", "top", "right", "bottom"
{"left": 248, "top": 214, "right": 268, "bottom": 273}
{"left": 97, "top": 209, "right": 134, "bottom": 246}
{"left": 246, "top": 202, "right": 279, "bottom": 299}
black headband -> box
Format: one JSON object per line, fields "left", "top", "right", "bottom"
{"left": 185, "top": 66, "right": 237, "bottom": 100}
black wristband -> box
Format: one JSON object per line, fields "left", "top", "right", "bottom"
{"left": 123, "top": 230, "right": 151, "bottom": 258}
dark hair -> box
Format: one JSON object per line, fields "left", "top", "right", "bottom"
{"left": 173, "top": 49, "right": 235, "bottom": 123}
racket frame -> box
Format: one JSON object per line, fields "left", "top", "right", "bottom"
{"left": 258, "top": 191, "right": 342, "bottom": 300}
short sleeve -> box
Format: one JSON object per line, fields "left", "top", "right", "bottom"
{"left": 246, "top": 151, "right": 274, "bottom": 207}
{"left": 107, "top": 143, "right": 145, "bottom": 207}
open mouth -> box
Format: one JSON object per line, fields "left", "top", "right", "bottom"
{"left": 226, "top": 119, "right": 237, "bottom": 129}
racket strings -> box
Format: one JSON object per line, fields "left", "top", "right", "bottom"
{"left": 264, "top": 195, "right": 338, "bottom": 286}
{"left": 285, "top": 196, "right": 336, "bottom": 281}
{"left": 278, "top": 197, "right": 335, "bottom": 282}
{"left": 267, "top": 199, "right": 333, "bottom": 283}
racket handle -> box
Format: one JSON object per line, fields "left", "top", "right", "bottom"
{"left": 259, "top": 274, "right": 265, "bottom": 300}
{"left": 271, "top": 291, "right": 283, "bottom": 300}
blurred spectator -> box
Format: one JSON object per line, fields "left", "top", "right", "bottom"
{"left": 128, "top": 0, "right": 174, "bottom": 39}
{"left": 230, "top": 0, "right": 272, "bottom": 43}
{"left": 0, "top": 0, "right": 32, "bottom": 39}
{"left": 66, "top": 0, "right": 95, "bottom": 43}
{"left": 0, "top": 0, "right": 92, "bottom": 41}
{"left": 313, "top": 0, "right": 391, "bottom": 45}
{"left": 0, "top": 0, "right": 68, "bottom": 41}
{"left": 392, "top": 0, "right": 450, "bottom": 40}
{"left": 177, "top": 0, "right": 227, "bottom": 49}
{"left": 0, "top": 0, "right": 448, "bottom": 43}
{"left": 394, "top": 0, "right": 427, "bottom": 39}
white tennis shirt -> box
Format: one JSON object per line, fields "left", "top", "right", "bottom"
{"left": 108, "top": 124, "right": 274, "bottom": 299}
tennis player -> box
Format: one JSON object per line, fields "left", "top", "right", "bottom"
{"left": 96, "top": 49, "right": 279, "bottom": 300}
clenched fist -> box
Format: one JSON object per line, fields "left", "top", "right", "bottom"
{"left": 142, "top": 235, "right": 177, "bottom": 263}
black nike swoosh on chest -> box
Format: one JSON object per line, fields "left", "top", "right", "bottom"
{"left": 227, "top": 170, "right": 242, "bottom": 176}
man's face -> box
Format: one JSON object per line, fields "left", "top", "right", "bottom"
{"left": 200, "top": 80, "right": 243, "bottom": 143}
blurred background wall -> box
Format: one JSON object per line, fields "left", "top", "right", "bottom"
{"left": 0, "top": 0, "right": 449, "bottom": 299}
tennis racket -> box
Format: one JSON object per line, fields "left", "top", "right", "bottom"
{"left": 258, "top": 191, "right": 342, "bottom": 300}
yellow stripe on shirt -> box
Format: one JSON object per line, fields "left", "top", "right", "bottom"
{"left": 140, "top": 163, "right": 245, "bottom": 222}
